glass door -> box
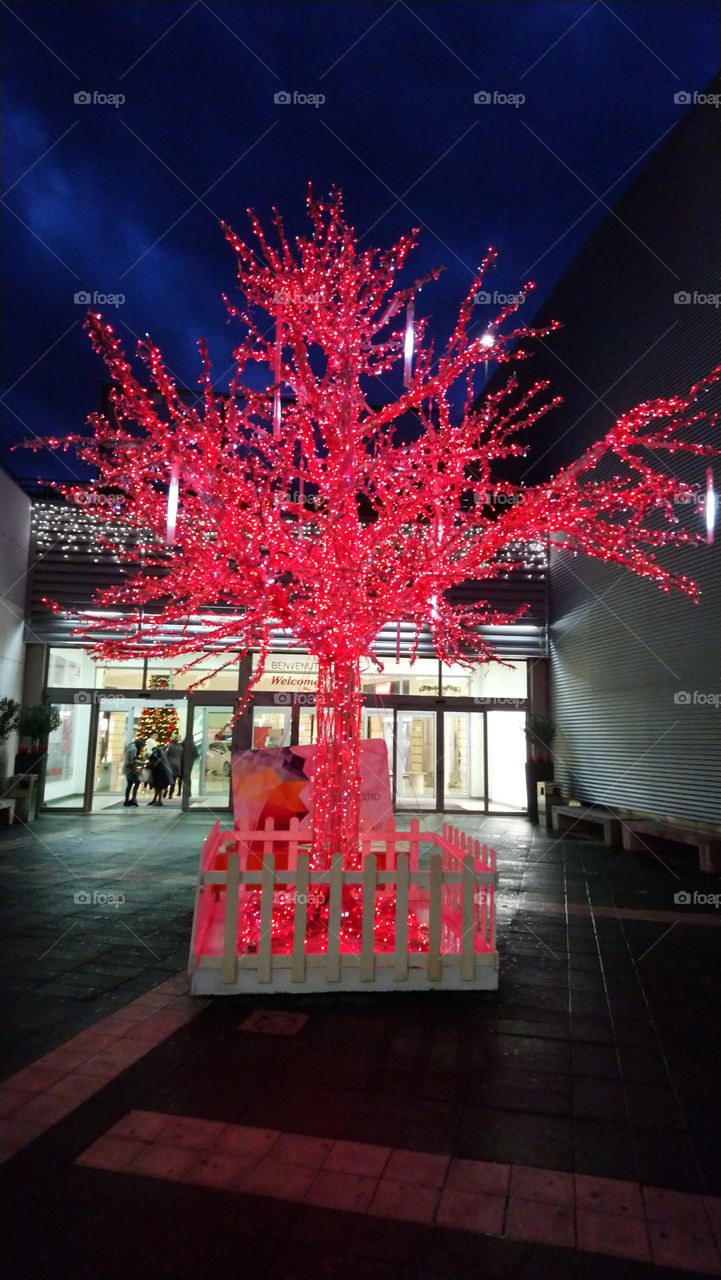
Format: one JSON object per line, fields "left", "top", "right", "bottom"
{"left": 91, "top": 698, "right": 187, "bottom": 811}
{"left": 297, "top": 706, "right": 316, "bottom": 745}
{"left": 443, "top": 710, "right": 485, "bottom": 811}
{"left": 190, "top": 705, "right": 234, "bottom": 807}
{"left": 362, "top": 707, "right": 394, "bottom": 795}
{"left": 487, "top": 710, "right": 526, "bottom": 811}
{"left": 43, "top": 702, "right": 93, "bottom": 809}
{"left": 395, "top": 710, "right": 436, "bottom": 808}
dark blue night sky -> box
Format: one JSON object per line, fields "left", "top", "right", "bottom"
{"left": 2, "top": 0, "right": 719, "bottom": 484}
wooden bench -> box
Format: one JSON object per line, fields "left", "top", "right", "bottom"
{"left": 621, "top": 821, "right": 721, "bottom": 875}
{"left": 552, "top": 805, "right": 622, "bottom": 847}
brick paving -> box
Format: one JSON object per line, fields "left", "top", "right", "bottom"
{"left": 1, "top": 808, "right": 720, "bottom": 1277}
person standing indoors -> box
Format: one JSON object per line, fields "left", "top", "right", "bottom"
{"left": 165, "top": 733, "right": 183, "bottom": 798}
{"left": 123, "top": 737, "right": 145, "bottom": 807}
{"left": 147, "top": 745, "right": 173, "bottom": 806}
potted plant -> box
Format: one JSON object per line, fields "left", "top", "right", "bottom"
{"left": 13, "top": 704, "right": 61, "bottom": 816}
{"left": 0, "top": 697, "right": 20, "bottom": 786}
{"left": 524, "top": 712, "right": 556, "bottom": 823}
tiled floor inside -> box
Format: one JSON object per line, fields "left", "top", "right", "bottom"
{"left": 1, "top": 808, "right": 720, "bottom": 1277}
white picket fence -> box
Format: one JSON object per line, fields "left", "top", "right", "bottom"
{"left": 189, "top": 817, "right": 499, "bottom": 995}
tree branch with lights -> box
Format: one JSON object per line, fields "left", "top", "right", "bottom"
{"left": 25, "top": 189, "right": 720, "bottom": 867}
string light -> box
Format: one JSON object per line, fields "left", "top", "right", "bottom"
{"left": 18, "top": 187, "right": 721, "bottom": 877}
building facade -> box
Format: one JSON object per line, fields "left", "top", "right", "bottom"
{"left": 24, "top": 502, "right": 550, "bottom": 814}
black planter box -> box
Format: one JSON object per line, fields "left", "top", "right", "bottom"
{"left": 14, "top": 749, "right": 47, "bottom": 777}
{"left": 525, "top": 760, "right": 554, "bottom": 823}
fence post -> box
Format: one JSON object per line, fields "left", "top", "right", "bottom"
{"left": 288, "top": 817, "right": 299, "bottom": 872}
{"left": 263, "top": 816, "right": 275, "bottom": 860}
{"left": 461, "top": 855, "right": 476, "bottom": 981}
{"left": 325, "top": 855, "right": 343, "bottom": 982}
{"left": 410, "top": 817, "right": 420, "bottom": 869}
{"left": 257, "top": 854, "right": 275, "bottom": 984}
{"left": 292, "top": 854, "right": 309, "bottom": 983}
{"left": 360, "top": 855, "right": 377, "bottom": 982}
{"left": 490, "top": 848, "right": 497, "bottom": 951}
{"left": 221, "top": 854, "right": 240, "bottom": 985}
{"left": 394, "top": 853, "right": 409, "bottom": 981}
{"left": 428, "top": 852, "right": 442, "bottom": 982}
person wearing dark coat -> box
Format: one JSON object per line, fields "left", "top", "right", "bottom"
{"left": 147, "top": 746, "right": 173, "bottom": 806}
{"left": 165, "top": 734, "right": 184, "bottom": 798}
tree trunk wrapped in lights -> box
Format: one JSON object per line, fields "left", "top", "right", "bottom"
{"left": 22, "top": 189, "right": 720, "bottom": 869}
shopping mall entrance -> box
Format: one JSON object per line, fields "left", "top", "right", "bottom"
{"left": 43, "top": 696, "right": 236, "bottom": 813}
{"left": 250, "top": 696, "right": 527, "bottom": 814}
{"left": 40, "top": 648, "right": 529, "bottom": 815}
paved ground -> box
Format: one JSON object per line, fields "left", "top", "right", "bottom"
{"left": 1, "top": 808, "right": 720, "bottom": 1277}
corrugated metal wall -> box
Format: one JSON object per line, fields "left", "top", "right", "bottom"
{"left": 539, "top": 89, "right": 721, "bottom": 824}
{"left": 551, "top": 541, "right": 721, "bottom": 823}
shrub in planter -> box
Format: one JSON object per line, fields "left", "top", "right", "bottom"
{"left": 14, "top": 705, "right": 61, "bottom": 813}
{"left": 523, "top": 712, "right": 556, "bottom": 823}
{"left": 0, "top": 696, "right": 20, "bottom": 782}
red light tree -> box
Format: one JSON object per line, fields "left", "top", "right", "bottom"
{"left": 31, "top": 190, "right": 719, "bottom": 867}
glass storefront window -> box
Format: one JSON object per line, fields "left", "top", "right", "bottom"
{"left": 98, "top": 665, "right": 144, "bottom": 689}
{"left": 362, "top": 657, "right": 439, "bottom": 697}
{"left": 441, "top": 660, "right": 526, "bottom": 701}
{"left": 252, "top": 707, "right": 292, "bottom": 748}
{"left": 47, "top": 647, "right": 144, "bottom": 690}
{"left": 44, "top": 703, "right": 92, "bottom": 807}
{"left": 146, "top": 655, "right": 240, "bottom": 692}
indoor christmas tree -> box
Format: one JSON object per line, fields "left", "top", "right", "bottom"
{"left": 136, "top": 675, "right": 180, "bottom": 745}
{"left": 29, "top": 189, "right": 719, "bottom": 869}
